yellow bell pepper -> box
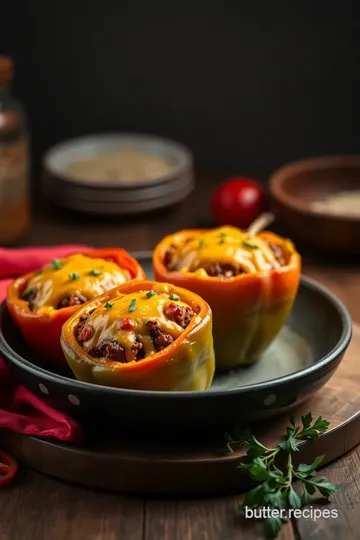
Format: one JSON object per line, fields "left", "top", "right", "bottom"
{"left": 60, "top": 280, "right": 215, "bottom": 391}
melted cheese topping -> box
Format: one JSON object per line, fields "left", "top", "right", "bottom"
{"left": 25, "top": 253, "right": 131, "bottom": 311}
{"left": 82, "top": 290, "right": 192, "bottom": 359}
{"left": 169, "top": 226, "right": 283, "bottom": 275}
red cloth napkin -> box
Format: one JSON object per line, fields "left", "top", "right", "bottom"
{"left": 0, "top": 245, "right": 91, "bottom": 444}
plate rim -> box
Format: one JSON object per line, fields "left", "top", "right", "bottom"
{"left": 0, "top": 251, "right": 352, "bottom": 400}
{"left": 43, "top": 132, "right": 193, "bottom": 190}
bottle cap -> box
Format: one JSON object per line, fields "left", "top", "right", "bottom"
{"left": 0, "top": 56, "right": 14, "bottom": 84}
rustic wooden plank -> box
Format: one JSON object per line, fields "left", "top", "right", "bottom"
{"left": 0, "top": 469, "right": 144, "bottom": 540}
{"left": 144, "top": 497, "right": 295, "bottom": 540}
{"left": 26, "top": 178, "right": 216, "bottom": 251}
{"left": 303, "top": 264, "right": 360, "bottom": 324}
{"left": 293, "top": 446, "right": 360, "bottom": 540}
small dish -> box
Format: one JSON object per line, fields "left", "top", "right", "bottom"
{"left": 269, "top": 155, "right": 360, "bottom": 254}
{"left": 42, "top": 133, "right": 194, "bottom": 216}
{"left": 0, "top": 253, "right": 352, "bottom": 436}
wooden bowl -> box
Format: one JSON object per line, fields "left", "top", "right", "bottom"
{"left": 269, "top": 155, "right": 360, "bottom": 254}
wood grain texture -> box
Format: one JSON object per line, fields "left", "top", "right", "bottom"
{"left": 293, "top": 448, "right": 360, "bottom": 540}
{"left": 0, "top": 469, "right": 144, "bottom": 540}
{"left": 144, "top": 497, "right": 296, "bottom": 540}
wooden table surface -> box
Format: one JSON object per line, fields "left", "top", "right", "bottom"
{"left": 1, "top": 177, "right": 360, "bottom": 540}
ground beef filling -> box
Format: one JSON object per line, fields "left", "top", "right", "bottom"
{"left": 57, "top": 293, "right": 88, "bottom": 309}
{"left": 163, "top": 244, "right": 177, "bottom": 271}
{"left": 267, "top": 242, "right": 288, "bottom": 266}
{"left": 163, "top": 302, "right": 194, "bottom": 328}
{"left": 205, "top": 263, "right": 242, "bottom": 278}
{"left": 163, "top": 238, "right": 289, "bottom": 277}
{"left": 22, "top": 287, "right": 89, "bottom": 311}
{"left": 22, "top": 287, "right": 38, "bottom": 311}
{"left": 75, "top": 303, "right": 194, "bottom": 363}
{"left": 146, "top": 320, "right": 174, "bottom": 351}
{"left": 163, "top": 238, "right": 195, "bottom": 272}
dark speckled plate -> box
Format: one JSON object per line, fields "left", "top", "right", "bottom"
{"left": 0, "top": 252, "right": 352, "bottom": 436}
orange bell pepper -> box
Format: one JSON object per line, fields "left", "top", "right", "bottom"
{"left": 6, "top": 248, "right": 146, "bottom": 369}
{"left": 153, "top": 226, "right": 301, "bottom": 371}
{"left": 60, "top": 280, "right": 215, "bottom": 391}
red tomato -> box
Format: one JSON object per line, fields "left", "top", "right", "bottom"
{"left": 120, "top": 318, "right": 135, "bottom": 330}
{"left": 0, "top": 451, "right": 18, "bottom": 488}
{"left": 211, "top": 177, "right": 267, "bottom": 229}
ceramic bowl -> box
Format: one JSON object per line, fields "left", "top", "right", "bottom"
{"left": 0, "top": 252, "right": 352, "bottom": 437}
{"left": 269, "top": 155, "right": 360, "bottom": 254}
{"left": 42, "top": 133, "right": 194, "bottom": 216}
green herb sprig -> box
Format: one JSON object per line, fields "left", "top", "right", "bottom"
{"left": 104, "top": 301, "right": 114, "bottom": 309}
{"left": 128, "top": 298, "right": 137, "bottom": 312}
{"left": 219, "top": 231, "right": 227, "bottom": 244}
{"left": 21, "top": 287, "right": 33, "bottom": 299}
{"left": 51, "top": 259, "right": 62, "bottom": 270}
{"left": 89, "top": 269, "right": 101, "bottom": 277}
{"left": 243, "top": 239, "right": 259, "bottom": 249}
{"left": 226, "top": 413, "right": 337, "bottom": 538}
{"left": 68, "top": 272, "right": 80, "bottom": 280}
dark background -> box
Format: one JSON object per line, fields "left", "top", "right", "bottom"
{"left": 1, "top": 0, "right": 360, "bottom": 183}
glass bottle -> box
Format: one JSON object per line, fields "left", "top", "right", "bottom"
{"left": 0, "top": 55, "right": 30, "bottom": 245}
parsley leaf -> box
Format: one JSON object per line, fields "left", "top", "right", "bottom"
{"left": 51, "top": 259, "right": 62, "bottom": 270}
{"left": 21, "top": 287, "right": 33, "bottom": 299}
{"left": 243, "top": 239, "right": 259, "bottom": 249}
{"left": 227, "top": 413, "right": 337, "bottom": 538}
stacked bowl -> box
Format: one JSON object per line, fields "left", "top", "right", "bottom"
{"left": 42, "top": 133, "right": 194, "bottom": 216}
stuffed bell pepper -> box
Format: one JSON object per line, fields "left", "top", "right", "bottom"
{"left": 60, "top": 280, "right": 215, "bottom": 391}
{"left": 6, "top": 249, "right": 146, "bottom": 368}
{"left": 153, "top": 226, "right": 301, "bottom": 371}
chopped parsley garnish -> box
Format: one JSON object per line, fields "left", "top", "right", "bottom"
{"left": 21, "top": 287, "right": 33, "bottom": 299}
{"left": 169, "top": 293, "right": 180, "bottom": 301}
{"left": 104, "top": 301, "right": 114, "bottom": 309}
{"left": 52, "top": 259, "right": 62, "bottom": 270}
{"left": 243, "top": 240, "right": 259, "bottom": 249}
{"left": 226, "top": 413, "right": 336, "bottom": 539}
{"left": 219, "top": 231, "right": 227, "bottom": 237}
{"left": 146, "top": 290, "right": 155, "bottom": 299}
{"left": 198, "top": 239, "right": 205, "bottom": 248}
{"left": 68, "top": 272, "right": 80, "bottom": 280}
{"left": 89, "top": 269, "right": 101, "bottom": 277}
{"left": 128, "top": 298, "right": 137, "bottom": 312}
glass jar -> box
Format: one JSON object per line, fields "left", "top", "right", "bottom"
{"left": 0, "top": 55, "right": 30, "bottom": 245}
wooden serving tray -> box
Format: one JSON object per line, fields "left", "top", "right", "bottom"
{"left": 1, "top": 324, "right": 359, "bottom": 496}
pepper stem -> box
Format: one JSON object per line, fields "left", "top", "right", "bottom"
{"left": 247, "top": 212, "right": 275, "bottom": 236}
